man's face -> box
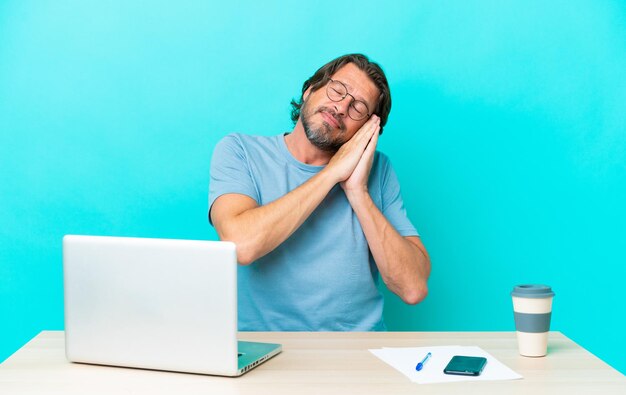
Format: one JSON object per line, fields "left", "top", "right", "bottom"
{"left": 300, "top": 63, "right": 380, "bottom": 152}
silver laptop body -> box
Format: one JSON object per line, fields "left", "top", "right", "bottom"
{"left": 63, "top": 235, "right": 281, "bottom": 376}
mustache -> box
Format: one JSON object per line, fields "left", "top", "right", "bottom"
{"left": 316, "top": 107, "right": 346, "bottom": 131}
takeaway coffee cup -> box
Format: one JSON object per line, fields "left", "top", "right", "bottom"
{"left": 511, "top": 284, "right": 555, "bottom": 357}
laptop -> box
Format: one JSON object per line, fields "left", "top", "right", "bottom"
{"left": 63, "top": 235, "right": 281, "bottom": 376}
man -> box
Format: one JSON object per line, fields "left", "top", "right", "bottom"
{"left": 209, "top": 54, "right": 430, "bottom": 331}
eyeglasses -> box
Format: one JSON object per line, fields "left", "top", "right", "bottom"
{"left": 326, "top": 79, "right": 371, "bottom": 121}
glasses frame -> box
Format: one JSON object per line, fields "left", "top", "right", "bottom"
{"left": 326, "top": 79, "right": 372, "bottom": 121}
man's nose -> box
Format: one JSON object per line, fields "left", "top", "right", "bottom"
{"left": 333, "top": 96, "right": 352, "bottom": 117}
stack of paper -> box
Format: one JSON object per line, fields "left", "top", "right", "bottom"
{"left": 369, "top": 345, "right": 522, "bottom": 384}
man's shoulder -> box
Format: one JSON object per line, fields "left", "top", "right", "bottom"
{"left": 216, "top": 132, "right": 281, "bottom": 153}
{"left": 370, "top": 150, "right": 402, "bottom": 188}
{"left": 373, "top": 150, "right": 392, "bottom": 172}
{"left": 218, "top": 132, "right": 278, "bottom": 144}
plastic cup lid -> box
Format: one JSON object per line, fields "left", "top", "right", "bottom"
{"left": 511, "top": 284, "right": 555, "bottom": 298}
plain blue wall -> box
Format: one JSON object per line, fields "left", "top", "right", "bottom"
{"left": 1, "top": 1, "right": 625, "bottom": 374}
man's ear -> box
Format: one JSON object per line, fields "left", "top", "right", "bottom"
{"left": 303, "top": 86, "right": 312, "bottom": 101}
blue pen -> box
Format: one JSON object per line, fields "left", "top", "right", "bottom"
{"left": 415, "top": 352, "right": 432, "bottom": 371}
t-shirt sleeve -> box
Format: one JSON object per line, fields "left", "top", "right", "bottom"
{"left": 380, "top": 156, "right": 419, "bottom": 237}
{"left": 208, "top": 134, "right": 260, "bottom": 224}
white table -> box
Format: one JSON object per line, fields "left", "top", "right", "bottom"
{"left": 1, "top": 331, "right": 624, "bottom": 394}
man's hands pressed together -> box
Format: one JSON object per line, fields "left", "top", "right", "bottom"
{"left": 324, "top": 115, "right": 381, "bottom": 196}
{"left": 340, "top": 116, "right": 380, "bottom": 197}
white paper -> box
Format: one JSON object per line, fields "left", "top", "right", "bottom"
{"left": 369, "top": 345, "right": 523, "bottom": 384}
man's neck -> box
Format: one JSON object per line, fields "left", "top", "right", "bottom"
{"left": 284, "top": 122, "right": 333, "bottom": 166}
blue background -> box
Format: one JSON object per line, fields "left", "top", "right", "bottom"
{"left": 1, "top": 0, "right": 625, "bottom": 374}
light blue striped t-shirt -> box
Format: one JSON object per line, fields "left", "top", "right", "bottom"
{"left": 208, "top": 133, "right": 418, "bottom": 331}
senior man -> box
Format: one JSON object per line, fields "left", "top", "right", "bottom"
{"left": 209, "top": 53, "right": 430, "bottom": 331}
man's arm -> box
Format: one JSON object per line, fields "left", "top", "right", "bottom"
{"left": 341, "top": 125, "right": 431, "bottom": 304}
{"left": 211, "top": 117, "right": 380, "bottom": 265}
{"left": 211, "top": 172, "right": 335, "bottom": 265}
{"left": 346, "top": 191, "right": 431, "bottom": 304}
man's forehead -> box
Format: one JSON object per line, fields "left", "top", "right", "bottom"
{"left": 331, "top": 63, "right": 379, "bottom": 103}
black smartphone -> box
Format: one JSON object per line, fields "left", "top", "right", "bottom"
{"left": 443, "top": 355, "right": 488, "bottom": 376}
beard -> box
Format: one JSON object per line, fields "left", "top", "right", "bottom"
{"left": 300, "top": 97, "right": 347, "bottom": 153}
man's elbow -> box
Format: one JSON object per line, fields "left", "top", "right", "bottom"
{"left": 236, "top": 246, "right": 256, "bottom": 266}
{"left": 217, "top": 229, "right": 257, "bottom": 266}
{"left": 401, "top": 283, "right": 428, "bottom": 305}
{"left": 227, "top": 239, "right": 256, "bottom": 265}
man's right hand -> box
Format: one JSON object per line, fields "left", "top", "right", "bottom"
{"left": 324, "top": 115, "right": 381, "bottom": 184}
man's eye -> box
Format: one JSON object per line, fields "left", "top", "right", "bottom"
{"left": 352, "top": 103, "right": 366, "bottom": 114}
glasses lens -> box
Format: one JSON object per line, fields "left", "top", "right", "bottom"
{"left": 349, "top": 101, "right": 369, "bottom": 120}
{"left": 327, "top": 80, "right": 346, "bottom": 102}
